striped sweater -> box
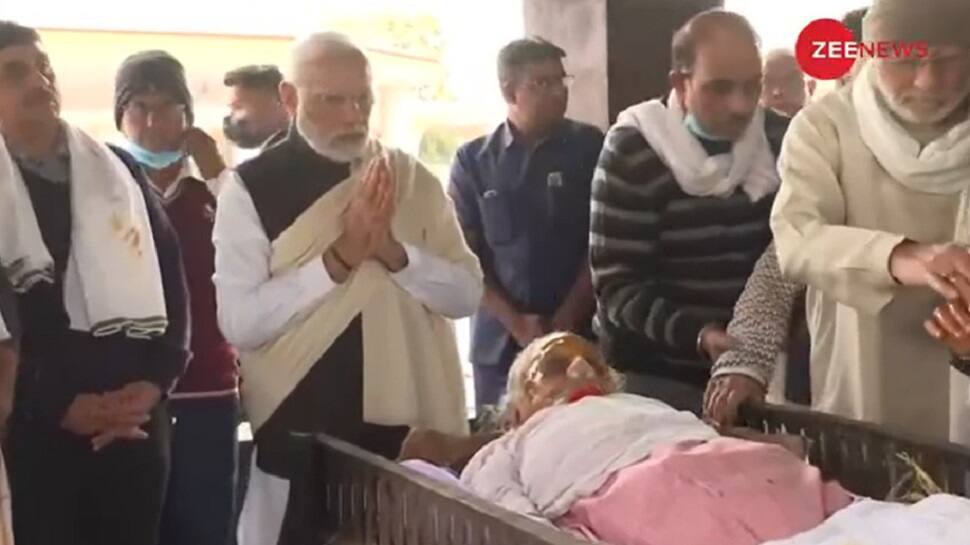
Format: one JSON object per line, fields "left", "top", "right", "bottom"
{"left": 591, "top": 111, "right": 789, "bottom": 385}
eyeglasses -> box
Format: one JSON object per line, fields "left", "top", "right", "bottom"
{"left": 524, "top": 74, "right": 575, "bottom": 92}
{"left": 304, "top": 90, "right": 374, "bottom": 113}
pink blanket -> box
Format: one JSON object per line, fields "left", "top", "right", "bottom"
{"left": 558, "top": 438, "right": 852, "bottom": 545}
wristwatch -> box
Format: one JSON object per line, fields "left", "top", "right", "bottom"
{"left": 696, "top": 324, "right": 721, "bottom": 361}
{"left": 951, "top": 353, "right": 970, "bottom": 377}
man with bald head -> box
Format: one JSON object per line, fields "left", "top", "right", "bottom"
{"left": 591, "top": 9, "right": 788, "bottom": 412}
{"left": 771, "top": 0, "right": 970, "bottom": 445}
{"left": 213, "top": 32, "right": 482, "bottom": 543}
{"left": 761, "top": 49, "right": 813, "bottom": 117}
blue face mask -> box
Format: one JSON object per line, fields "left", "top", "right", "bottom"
{"left": 684, "top": 113, "right": 732, "bottom": 143}
{"left": 122, "top": 140, "right": 184, "bottom": 170}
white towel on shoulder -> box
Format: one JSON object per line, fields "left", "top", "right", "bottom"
{"left": 614, "top": 91, "right": 780, "bottom": 202}
{"left": 0, "top": 123, "right": 167, "bottom": 339}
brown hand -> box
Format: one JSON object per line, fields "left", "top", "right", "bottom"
{"left": 925, "top": 300, "right": 970, "bottom": 357}
{"left": 703, "top": 374, "right": 766, "bottom": 428}
{"left": 511, "top": 314, "right": 548, "bottom": 348}
{"left": 61, "top": 393, "right": 151, "bottom": 438}
{"left": 550, "top": 304, "right": 581, "bottom": 333}
{"left": 91, "top": 425, "right": 150, "bottom": 451}
{"left": 338, "top": 157, "right": 395, "bottom": 266}
{"left": 700, "top": 326, "right": 737, "bottom": 362}
{"left": 104, "top": 381, "right": 163, "bottom": 415}
{"left": 183, "top": 127, "right": 227, "bottom": 180}
{"left": 891, "top": 242, "right": 970, "bottom": 300}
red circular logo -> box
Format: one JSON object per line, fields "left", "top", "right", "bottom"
{"left": 795, "top": 19, "right": 857, "bottom": 80}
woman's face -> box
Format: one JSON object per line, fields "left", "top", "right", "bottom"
{"left": 511, "top": 334, "right": 615, "bottom": 425}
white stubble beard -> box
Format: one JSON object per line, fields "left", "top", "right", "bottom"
{"left": 294, "top": 105, "right": 369, "bottom": 163}
{"left": 876, "top": 72, "right": 970, "bottom": 126}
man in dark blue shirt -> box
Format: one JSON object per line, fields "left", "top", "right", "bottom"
{"left": 448, "top": 38, "right": 604, "bottom": 410}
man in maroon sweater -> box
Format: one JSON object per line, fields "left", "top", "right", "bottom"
{"left": 114, "top": 50, "right": 238, "bottom": 545}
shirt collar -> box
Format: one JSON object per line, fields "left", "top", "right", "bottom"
{"left": 11, "top": 126, "right": 71, "bottom": 184}
{"left": 147, "top": 159, "right": 196, "bottom": 202}
{"left": 499, "top": 121, "right": 516, "bottom": 149}
{"left": 494, "top": 119, "right": 570, "bottom": 151}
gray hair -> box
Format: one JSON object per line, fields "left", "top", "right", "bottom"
{"left": 497, "top": 37, "right": 566, "bottom": 86}
{"left": 671, "top": 9, "right": 760, "bottom": 75}
{"left": 287, "top": 31, "right": 369, "bottom": 84}
{"left": 501, "top": 332, "right": 625, "bottom": 420}
{"left": 763, "top": 48, "right": 797, "bottom": 65}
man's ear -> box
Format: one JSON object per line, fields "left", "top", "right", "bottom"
{"left": 279, "top": 81, "right": 299, "bottom": 118}
{"left": 669, "top": 71, "right": 689, "bottom": 104}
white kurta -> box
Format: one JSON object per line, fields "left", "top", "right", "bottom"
{"left": 771, "top": 84, "right": 970, "bottom": 445}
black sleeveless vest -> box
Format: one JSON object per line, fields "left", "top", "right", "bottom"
{"left": 237, "top": 129, "right": 374, "bottom": 475}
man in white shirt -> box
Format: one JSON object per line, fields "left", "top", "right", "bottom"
{"left": 215, "top": 32, "right": 482, "bottom": 544}
{"left": 771, "top": 0, "right": 970, "bottom": 445}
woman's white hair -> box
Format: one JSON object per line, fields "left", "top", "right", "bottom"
{"left": 287, "top": 31, "right": 369, "bottom": 84}
{"left": 501, "top": 332, "right": 625, "bottom": 417}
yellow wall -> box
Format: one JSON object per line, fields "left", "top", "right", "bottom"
{"left": 39, "top": 28, "right": 448, "bottom": 155}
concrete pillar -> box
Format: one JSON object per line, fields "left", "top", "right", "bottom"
{"left": 524, "top": 0, "right": 723, "bottom": 130}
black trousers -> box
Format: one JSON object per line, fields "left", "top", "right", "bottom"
{"left": 8, "top": 403, "right": 171, "bottom": 545}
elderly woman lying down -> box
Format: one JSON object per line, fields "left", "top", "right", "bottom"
{"left": 400, "top": 333, "right": 852, "bottom": 545}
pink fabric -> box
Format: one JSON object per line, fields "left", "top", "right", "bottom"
{"left": 558, "top": 438, "right": 852, "bottom": 545}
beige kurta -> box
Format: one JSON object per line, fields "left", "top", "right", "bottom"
{"left": 771, "top": 84, "right": 970, "bottom": 445}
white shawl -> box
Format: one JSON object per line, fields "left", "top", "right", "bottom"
{"left": 0, "top": 124, "right": 167, "bottom": 338}
{"left": 239, "top": 142, "right": 477, "bottom": 435}
{"left": 614, "top": 91, "right": 780, "bottom": 202}
{"left": 460, "top": 394, "right": 718, "bottom": 519}
{"left": 853, "top": 61, "right": 970, "bottom": 196}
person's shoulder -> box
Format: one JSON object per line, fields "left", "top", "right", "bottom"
{"left": 763, "top": 108, "right": 791, "bottom": 139}
{"left": 106, "top": 143, "right": 143, "bottom": 180}
{"left": 602, "top": 123, "right": 653, "bottom": 159}
{"left": 235, "top": 136, "right": 293, "bottom": 185}
{"left": 455, "top": 130, "right": 496, "bottom": 162}
{"left": 563, "top": 118, "right": 606, "bottom": 143}
{"left": 801, "top": 85, "right": 854, "bottom": 124}
{"left": 786, "top": 87, "right": 853, "bottom": 145}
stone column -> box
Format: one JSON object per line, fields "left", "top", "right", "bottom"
{"left": 524, "top": 0, "right": 723, "bottom": 130}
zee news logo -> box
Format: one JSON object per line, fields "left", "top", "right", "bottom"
{"left": 809, "top": 40, "right": 929, "bottom": 61}
{"left": 796, "top": 19, "right": 930, "bottom": 80}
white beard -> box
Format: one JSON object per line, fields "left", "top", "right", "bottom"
{"left": 295, "top": 109, "right": 368, "bottom": 163}
{"left": 876, "top": 74, "right": 970, "bottom": 126}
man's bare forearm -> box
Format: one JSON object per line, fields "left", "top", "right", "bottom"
{"left": 553, "top": 262, "right": 595, "bottom": 327}
{"left": 482, "top": 278, "right": 523, "bottom": 332}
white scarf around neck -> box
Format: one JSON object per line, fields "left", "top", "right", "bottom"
{"left": 853, "top": 60, "right": 970, "bottom": 195}
{"left": 613, "top": 90, "right": 780, "bottom": 202}
{"left": 0, "top": 123, "right": 167, "bottom": 339}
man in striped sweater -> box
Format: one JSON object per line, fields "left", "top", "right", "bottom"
{"left": 591, "top": 9, "right": 788, "bottom": 413}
